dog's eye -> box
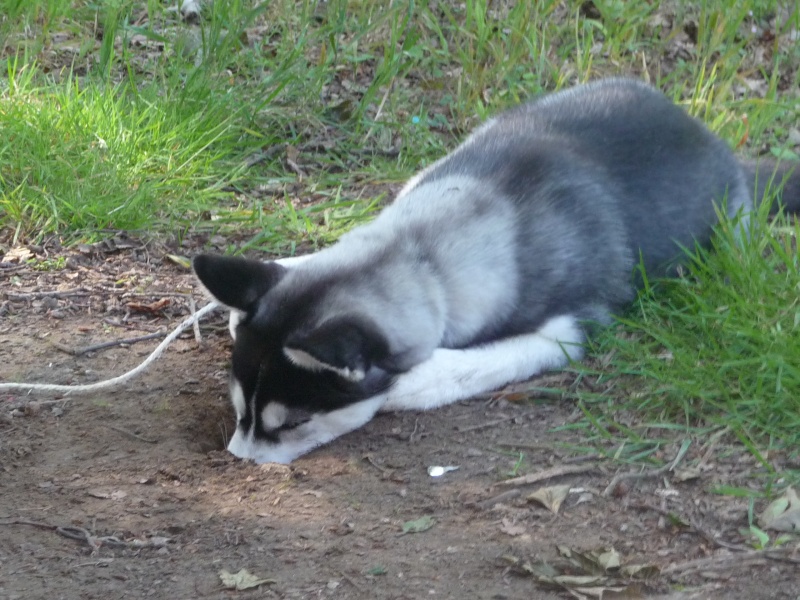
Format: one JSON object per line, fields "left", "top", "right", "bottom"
{"left": 280, "top": 408, "right": 313, "bottom": 430}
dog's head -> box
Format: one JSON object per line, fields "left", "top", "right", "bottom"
{"left": 192, "top": 254, "right": 396, "bottom": 463}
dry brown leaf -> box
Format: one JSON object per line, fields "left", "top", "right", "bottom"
{"left": 759, "top": 487, "right": 800, "bottom": 532}
{"left": 219, "top": 568, "right": 276, "bottom": 590}
{"left": 527, "top": 484, "right": 571, "bottom": 514}
{"left": 2, "top": 247, "right": 33, "bottom": 263}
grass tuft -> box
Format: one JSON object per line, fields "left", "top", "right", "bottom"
{"left": 578, "top": 200, "right": 800, "bottom": 482}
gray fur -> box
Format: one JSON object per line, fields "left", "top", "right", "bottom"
{"left": 193, "top": 77, "right": 800, "bottom": 464}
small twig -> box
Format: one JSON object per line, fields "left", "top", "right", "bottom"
{"left": 189, "top": 297, "right": 202, "bottom": 343}
{"left": 6, "top": 289, "right": 91, "bottom": 301}
{"left": 0, "top": 263, "right": 28, "bottom": 273}
{"left": 697, "top": 427, "right": 729, "bottom": 468}
{"left": 106, "top": 424, "right": 158, "bottom": 444}
{"left": 102, "top": 318, "right": 159, "bottom": 332}
{"left": 456, "top": 415, "right": 517, "bottom": 434}
{"left": 110, "top": 290, "right": 196, "bottom": 299}
{"left": 1, "top": 518, "right": 169, "bottom": 553}
{"left": 363, "top": 80, "right": 394, "bottom": 144}
{"left": 663, "top": 547, "right": 800, "bottom": 577}
{"left": 72, "top": 559, "right": 114, "bottom": 568}
{"left": 285, "top": 158, "right": 306, "bottom": 179}
{"left": 602, "top": 444, "right": 689, "bottom": 498}
{"left": 495, "top": 442, "right": 600, "bottom": 464}
{"left": 50, "top": 332, "right": 165, "bottom": 356}
{"left": 495, "top": 441, "right": 556, "bottom": 451}
{"left": 495, "top": 463, "right": 597, "bottom": 488}
{"left": 362, "top": 454, "right": 392, "bottom": 475}
{"left": 243, "top": 144, "right": 285, "bottom": 168}
{"left": 474, "top": 489, "right": 522, "bottom": 510}
{"left": 0, "top": 518, "right": 55, "bottom": 530}
{"left": 408, "top": 417, "right": 421, "bottom": 443}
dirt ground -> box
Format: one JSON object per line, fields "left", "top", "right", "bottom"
{"left": 1, "top": 245, "right": 798, "bottom": 600}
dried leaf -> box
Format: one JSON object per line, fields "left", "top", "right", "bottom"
{"left": 165, "top": 254, "right": 192, "bottom": 269}
{"left": 400, "top": 515, "right": 435, "bottom": 535}
{"left": 2, "top": 247, "right": 33, "bottom": 263}
{"left": 87, "top": 489, "right": 127, "bottom": 500}
{"left": 673, "top": 466, "right": 701, "bottom": 482}
{"left": 759, "top": 487, "right": 800, "bottom": 532}
{"left": 219, "top": 568, "right": 276, "bottom": 591}
{"left": 596, "top": 548, "right": 621, "bottom": 570}
{"left": 527, "top": 484, "right": 571, "bottom": 514}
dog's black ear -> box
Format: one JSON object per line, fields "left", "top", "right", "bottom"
{"left": 193, "top": 254, "right": 286, "bottom": 312}
{"left": 283, "top": 316, "right": 391, "bottom": 382}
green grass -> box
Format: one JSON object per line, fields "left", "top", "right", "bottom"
{"left": 0, "top": 59, "right": 254, "bottom": 241}
{"left": 1, "top": 0, "right": 800, "bottom": 486}
{"left": 575, "top": 201, "right": 800, "bottom": 485}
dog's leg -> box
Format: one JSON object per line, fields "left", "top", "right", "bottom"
{"left": 382, "top": 315, "right": 584, "bottom": 411}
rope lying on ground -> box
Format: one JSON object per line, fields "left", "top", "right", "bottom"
{"left": 0, "top": 301, "right": 220, "bottom": 395}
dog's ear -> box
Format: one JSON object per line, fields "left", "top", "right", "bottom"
{"left": 283, "top": 316, "right": 391, "bottom": 382}
{"left": 193, "top": 254, "right": 286, "bottom": 312}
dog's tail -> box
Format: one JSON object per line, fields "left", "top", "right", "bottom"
{"left": 741, "top": 158, "right": 800, "bottom": 215}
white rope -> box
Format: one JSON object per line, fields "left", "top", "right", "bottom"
{"left": 0, "top": 301, "right": 221, "bottom": 395}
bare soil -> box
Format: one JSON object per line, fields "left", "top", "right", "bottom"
{"left": 1, "top": 246, "right": 798, "bottom": 600}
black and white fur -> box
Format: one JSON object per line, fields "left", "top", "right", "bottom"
{"left": 193, "top": 78, "right": 800, "bottom": 464}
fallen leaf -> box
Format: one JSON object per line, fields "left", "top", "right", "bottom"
{"left": 219, "top": 568, "right": 276, "bottom": 591}
{"left": 595, "top": 548, "right": 621, "bottom": 570}
{"left": 759, "top": 487, "right": 800, "bottom": 532}
{"left": 527, "top": 484, "right": 571, "bottom": 514}
{"left": 2, "top": 247, "right": 33, "bottom": 263}
{"left": 553, "top": 574, "right": 604, "bottom": 586}
{"left": 165, "top": 254, "right": 191, "bottom": 269}
{"left": 510, "top": 546, "right": 658, "bottom": 599}
{"left": 673, "top": 466, "right": 702, "bottom": 482}
{"left": 87, "top": 489, "right": 128, "bottom": 500}
{"left": 771, "top": 147, "right": 800, "bottom": 161}
{"left": 400, "top": 515, "right": 435, "bottom": 535}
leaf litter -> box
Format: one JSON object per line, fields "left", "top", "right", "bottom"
{"left": 759, "top": 487, "right": 800, "bottom": 533}
{"left": 400, "top": 515, "right": 436, "bottom": 535}
{"left": 219, "top": 568, "right": 276, "bottom": 591}
{"left": 503, "top": 544, "right": 661, "bottom": 599}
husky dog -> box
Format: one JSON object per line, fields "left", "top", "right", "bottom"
{"left": 194, "top": 78, "right": 800, "bottom": 464}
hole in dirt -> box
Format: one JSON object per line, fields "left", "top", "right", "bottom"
{"left": 186, "top": 400, "right": 233, "bottom": 453}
